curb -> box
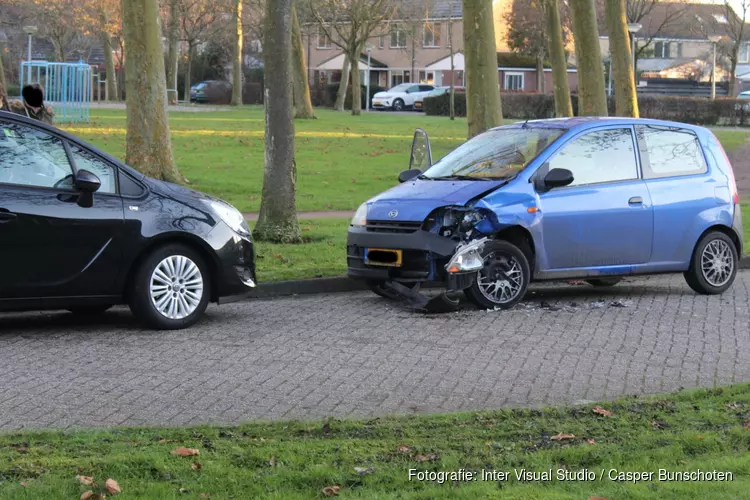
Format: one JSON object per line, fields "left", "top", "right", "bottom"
{"left": 248, "top": 256, "right": 750, "bottom": 299}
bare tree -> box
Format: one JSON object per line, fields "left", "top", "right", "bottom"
{"left": 165, "top": 0, "right": 180, "bottom": 103}
{"left": 292, "top": 4, "right": 315, "bottom": 117}
{"left": 606, "top": 0, "right": 638, "bottom": 116}
{"left": 97, "top": 0, "right": 121, "bottom": 102}
{"left": 543, "top": 0, "right": 573, "bottom": 116}
{"left": 723, "top": 0, "right": 750, "bottom": 96}
{"left": 177, "top": 0, "right": 225, "bottom": 101}
{"left": 231, "top": 0, "right": 243, "bottom": 105}
{"left": 463, "top": 0, "right": 502, "bottom": 137}
{"left": 310, "top": 0, "right": 397, "bottom": 116}
{"left": 570, "top": 0, "right": 608, "bottom": 116}
{"left": 122, "top": 0, "right": 182, "bottom": 182}
{"left": 396, "top": 0, "right": 434, "bottom": 83}
{"left": 254, "top": 0, "right": 302, "bottom": 243}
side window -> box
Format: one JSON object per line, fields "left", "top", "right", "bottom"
{"left": 0, "top": 120, "right": 73, "bottom": 189}
{"left": 419, "top": 85, "right": 433, "bottom": 92}
{"left": 548, "top": 128, "right": 638, "bottom": 187}
{"left": 408, "top": 85, "right": 420, "bottom": 93}
{"left": 636, "top": 126, "right": 707, "bottom": 179}
{"left": 69, "top": 146, "right": 117, "bottom": 194}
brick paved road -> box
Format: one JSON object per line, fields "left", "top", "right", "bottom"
{"left": 1, "top": 272, "right": 750, "bottom": 431}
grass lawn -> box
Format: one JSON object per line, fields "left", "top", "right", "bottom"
{"left": 2, "top": 384, "right": 750, "bottom": 499}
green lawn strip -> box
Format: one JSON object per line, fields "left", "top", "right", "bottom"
{"left": 252, "top": 218, "right": 348, "bottom": 282}
{"left": 711, "top": 129, "right": 750, "bottom": 154}
{"left": 1, "top": 384, "right": 749, "bottom": 499}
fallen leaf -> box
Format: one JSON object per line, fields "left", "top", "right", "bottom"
{"left": 191, "top": 462, "right": 203, "bottom": 471}
{"left": 414, "top": 453, "right": 440, "bottom": 462}
{"left": 354, "top": 466, "right": 376, "bottom": 476}
{"left": 586, "top": 439, "right": 597, "bottom": 445}
{"left": 322, "top": 485, "right": 341, "bottom": 496}
{"left": 726, "top": 402, "right": 745, "bottom": 409}
{"left": 322, "top": 422, "right": 331, "bottom": 433}
{"left": 268, "top": 456, "right": 276, "bottom": 467}
{"left": 396, "top": 445, "right": 414, "bottom": 454}
{"left": 592, "top": 406, "right": 613, "bottom": 417}
{"left": 77, "top": 475, "right": 95, "bottom": 486}
{"left": 199, "top": 495, "right": 211, "bottom": 499}
{"left": 105, "top": 478, "right": 121, "bottom": 495}
{"left": 550, "top": 433, "right": 575, "bottom": 441}
{"left": 744, "top": 421, "right": 750, "bottom": 430}
{"left": 158, "top": 439, "right": 180, "bottom": 444}
{"left": 20, "top": 482, "right": 28, "bottom": 487}
{"left": 171, "top": 447, "right": 200, "bottom": 457}
{"left": 696, "top": 435, "right": 704, "bottom": 439}
{"left": 651, "top": 420, "right": 667, "bottom": 429}
{"left": 179, "top": 487, "right": 190, "bottom": 494}
{"left": 80, "top": 492, "right": 94, "bottom": 500}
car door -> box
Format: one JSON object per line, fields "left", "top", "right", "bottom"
{"left": 536, "top": 126, "right": 654, "bottom": 270}
{"left": 404, "top": 85, "right": 421, "bottom": 106}
{"left": 0, "top": 118, "right": 124, "bottom": 300}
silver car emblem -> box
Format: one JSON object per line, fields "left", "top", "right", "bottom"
{"left": 388, "top": 210, "right": 398, "bottom": 218}
{"left": 128, "top": 206, "right": 139, "bottom": 212}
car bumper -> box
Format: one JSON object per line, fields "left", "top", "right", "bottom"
{"left": 207, "top": 222, "right": 257, "bottom": 301}
{"left": 347, "top": 225, "right": 459, "bottom": 283}
{"left": 371, "top": 101, "right": 391, "bottom": 109}
{"left": 733, "top": 202, "right": 744, "bottom": 255}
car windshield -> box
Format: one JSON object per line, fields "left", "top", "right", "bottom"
{"left": 422, "top": 127, "right": 565, "bottom": 180}
{"left": 389, "top": 84, "right": 410, "bottom": 93}
{"left": 194, "top": 83, "right": 208, "bottom": 90}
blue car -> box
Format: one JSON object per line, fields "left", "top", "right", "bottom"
{"left": 347, "top": 117, "right": 743, "bottom": 310}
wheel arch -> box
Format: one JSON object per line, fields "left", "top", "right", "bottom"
{"left": 695, "top": 224, "right": 741, "bottom": 259}
{"left": 123, "top": 233, "right": 221, "bottom": 303}
{"left": 492, "top": 225, "right": 536, "bottom": 273}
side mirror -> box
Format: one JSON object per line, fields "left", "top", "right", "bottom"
{"left": 544, "top": 168, "right": 574, "bottom": 189}
{"left": 74, "top": 169, "right": 101, "bottom": 208}
{"left": 398, "top": 169, "right": 421, "bottom": 183}
{"left": 409, "top": 128, "right": 432, "bottom": 172}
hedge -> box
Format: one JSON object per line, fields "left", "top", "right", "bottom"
{"left": 311, "top": 83, "right": 386, "bottom": 110}
{"left": 425, "top": 92, "right": 750, "bottom": 127}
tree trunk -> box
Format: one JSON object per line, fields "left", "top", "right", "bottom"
{"left": 463, "top": 0, "right": 503, "bottom": 138}
{"left": 254, "top": 0, "right": 302, "bottom": 244}
{"left": 411, "top": 33, "right": 416, "bottom": 81}
{"left": 535, "top": 53, "right": 545, "bottom": 94}
{"left": 121, "top": 0, "right": 181, "bottom": 182}
{"left": 544, "top": 0, "right": 572, "bottom": 116}
{"left": 0, "top": 45, "right": 7, "bottom": 109}
{"left": 291, "top": 5, "right": 315, "bottom": 118}
{"left": 569, "top": 0, "right": 607, "bottom": 116}
{"left": 350, "top": 47, "right": 362, "bottom": 116}
{"left": 100, "top": 9, "right": 118, "bottom": 103}
{"left": 334, "top": 54, "right": 350, "bottom": 111}
{"left": 605, "top": 0, "right": 638, "bottom": 117}
{"left": 730, "top": 48, "right": 739, "bottom": 96}
{"left": 185, "top": 44, "right": 194, "bottom": 103}
{"left": 449, "top": 15, "right": 455, "bottom": 120}
{"left": 231, "top": 0, "right": 243, "bottom": 106}
{"left": 52, "top": 40, "right": 65, "bottom": 63}
{"left": 166, "top": 0, "right": 179, "bottom": 103}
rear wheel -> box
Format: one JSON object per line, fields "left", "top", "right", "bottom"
{"left": 128, "top": 244, "right": 210, "bottom": 330}
{"left": 684, "top": 231, "right": 738, "bottom": 295}
{"left": 586, "top": 277, "right": 622, "bottom": 287}
{"left": 464, "top": 240, "right": 530, "bottom": 310}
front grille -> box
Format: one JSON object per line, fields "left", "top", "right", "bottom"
{"left": 366, "top": 220, "right": 422, "bottom": 234}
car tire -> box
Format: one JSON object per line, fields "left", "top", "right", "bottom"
{"left": 586, "top": 277, "right": 622, "bottom": 287}
{"left": 684, "top": 231, "right": 738, "bottom": 295}
{"left": 67, "top": 305, "right": 113, "bottom": 316}
{"left": 128, "top": 244, "right": 211, "bottom": 330}
{"left": 464, "top": 240, "right": 531, "bottom": 310}
{"left": 392, "top": 99, "right": 404, "bottom": 111}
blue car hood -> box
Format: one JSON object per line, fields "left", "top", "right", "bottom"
{"left": 366, "top": 179, "right": 506, "bottom": 221}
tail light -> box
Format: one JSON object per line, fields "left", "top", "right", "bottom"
{"left": 712, "top": 133, "right": 740, "bottom": 204}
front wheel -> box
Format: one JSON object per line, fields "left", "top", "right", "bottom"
{"left": 684, "top": 231, "right": 738, "bottom": 295}
{"left": 392, "top": 99, "right": 404, "bottom": 111}
{"left": 128, "top": 244, "right": 210, "bottom": 330}
{"left": 464, "top": 240, "right": 530, "bottom": 310}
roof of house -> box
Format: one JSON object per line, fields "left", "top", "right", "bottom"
{"left": 598, "top": 2, "right": 739, "bottom": 40}
{"left": 427, "top": 0, "right": 462, "bottom": 18}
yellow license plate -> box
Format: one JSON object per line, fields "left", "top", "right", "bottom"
{"left": 365, "top": 248, "right": 403, "bottom": 267}
{"left": 415, "top": 102, "right": 422, "bottom": 108}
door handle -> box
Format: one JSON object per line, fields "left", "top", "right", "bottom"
{"left": 628, "top": 196, "right": 643, "bottom": 205}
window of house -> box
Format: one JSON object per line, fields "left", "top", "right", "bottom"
{"left": 378, "top": 34, "right": 385, "bottom": 49}
{"left": 390, "top": 24, "right": 406, "bottom": 48}
{"left": 636, "top": 126, "right": 707, "bottom": 179}
{"left": 741, "top": 43, "right": 750, "bottom": 64}
{"left": 548, "top": 128, "right": 638, "bottom": 187}
{"left": 418, "top": 71, "right": 435, "bottom": 84}
{"left": 423, "top": 22, "right": 441, "bottom": 47}
{"left": 391, "top": 71, "right": 405, "bottom": 86}
{"left": 504, "top": 72, "right": 524, "bottom": 91}
{"left": 317, "top": 30, "right": 331, "bottom": 49}
{"left": 652, "top": 41, "right": 682, "bottom": 59}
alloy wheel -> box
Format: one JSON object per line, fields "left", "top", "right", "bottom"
{"left": 700, "top": 239, "right": 734, "bottom": 287}
{"left": 149, "top": 255, "right": 204, "bottom": 320}
{"left": 477, "top": 251, "right": 524, "bottom": 304}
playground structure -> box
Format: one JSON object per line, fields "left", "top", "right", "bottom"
{"left": 19, "top": 61, "right": 92, "bottom": 123}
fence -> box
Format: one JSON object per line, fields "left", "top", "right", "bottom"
{"left": 19, "top": 61, "right": 92, "bottom": 123}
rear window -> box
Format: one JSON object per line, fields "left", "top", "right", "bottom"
{"left": 636, "top": 125, "right": 707, "bottom": 179}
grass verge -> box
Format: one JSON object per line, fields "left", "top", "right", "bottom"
{"left": 1, "top": 384, "right": 749, "bottom": 499}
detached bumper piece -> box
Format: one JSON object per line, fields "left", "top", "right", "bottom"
{"left": 383, "top": 281, "right": 463, "bottom": 313}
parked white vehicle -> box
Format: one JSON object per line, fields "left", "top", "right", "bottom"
{"left": 371, "top": 83, "right": 435, "bottom": 111}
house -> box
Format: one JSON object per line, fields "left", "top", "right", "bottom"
{"left": 598, "top": 2, "right": 750, "bottom": 88}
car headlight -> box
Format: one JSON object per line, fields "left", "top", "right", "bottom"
{"left": 203, "top": 199, "right": 250, "bottom": 237}
{"left": 351, "top": 203, "right": 368, "bottom": 227}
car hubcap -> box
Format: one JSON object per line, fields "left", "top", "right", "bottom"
{"left": 478, "top": 252, "right": 524, "bottom": 304}
{"left": 150, "top": 255, "right": 204, "bottom": 319}
{"left": 701, "top": 239, "right": 734, "bottom": 287}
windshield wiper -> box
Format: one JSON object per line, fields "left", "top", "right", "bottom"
{"left": 429, "top": 174, "right": 497, "bottom": 181}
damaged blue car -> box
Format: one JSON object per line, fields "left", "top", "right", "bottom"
{"left": 347, "top": 117, "right": 743, "bottom": 311}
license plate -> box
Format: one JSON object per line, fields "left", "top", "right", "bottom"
{"left": 415, "top": 102, "right": 422, "bottom": 108}
{"left": 373, "top": 101, "right": 382, "bottom": 105}
{"left": 365, "top": 248, "right": 403, "bottom": 267}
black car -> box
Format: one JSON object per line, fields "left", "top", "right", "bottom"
{"left": 190, "top": 81, "right": 232, "bottom": 104}
{"left": 0, "top": 111, "right": 257, "bottom": 329}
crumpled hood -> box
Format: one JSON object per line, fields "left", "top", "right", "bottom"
{"left": 366, "top": 179, "right": 506, "bottom": 222}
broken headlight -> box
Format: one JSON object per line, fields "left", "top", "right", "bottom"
{"left": 424, "top": 207, "right": 488, "bottom": 240}
{"left": 446, "top": 237, "right": 488, "bottom": 273}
